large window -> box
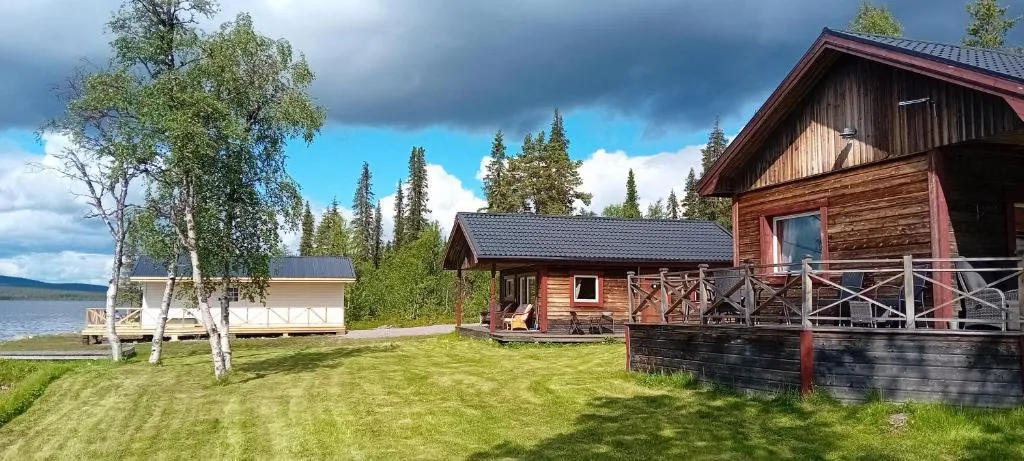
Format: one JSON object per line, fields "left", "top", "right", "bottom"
{"left": 772, "top": 211, "right": 822, "bottom": 272}
{"left": 572, "top": 275, "right": 600, "bottom": 303}
{"left": 519, "top": 275, "right": 537, "bottom": 305}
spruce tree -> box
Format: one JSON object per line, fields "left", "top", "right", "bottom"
{"left": 964, "top": 0, "right": 1021, "bottom": 49}
{"left": 313, "top": 199, "right": 350, "bottom": 257}
{"left": 372, "top": 201, "right": 383, "bottom": 268}
{"left": 483, "top": 130, "right": 517, "bottom": 213}
{"left": 682, "top": 168, "right": 699, "bottom": 219}
{"left": 299, "top": 201, "right": 315, "bottom": 256}
{"left": 667, "top": 189, "right": 680, "bottom": 219}
{"left": 848, "top": 1, "right": 903, "bottom": 37}
{"left": 406, "top": 146, "right": 429, "bottom": 238}
{"left": 622, "top": 169, "right": 642, "bottom": 218}
{"left": 352, "top": 162, "right": 375, "bottom": 262}
{"left": 691, "top": 119, "right": 733, "bottom": 228}
{"left": 539, "top": 109, "right": 592, "bottom": 214}
{"left": 393, "top": 179, "right": 406, "bottom": 248}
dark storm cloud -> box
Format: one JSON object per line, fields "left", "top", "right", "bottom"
{"left": 0, "top": 0, "right": 1022, "bottom": 132}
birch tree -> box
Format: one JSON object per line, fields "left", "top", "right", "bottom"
{"left": 44, "top": 66, "right": 153, "bottom": 361}
{"left": 132, "top": 185, "right": 183, "bottom": 364}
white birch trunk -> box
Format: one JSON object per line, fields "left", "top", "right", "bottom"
{"left": 183, "top": 199, "right": 227, "bottom": 380}
{"left": 105, "top": 239, "right": 124, "bottom": 361}
{"left": 218, "top": 291, "right": 233, "bottom": 372}
{"left": 149, "top": 264, "right": 177, "bottom": 365}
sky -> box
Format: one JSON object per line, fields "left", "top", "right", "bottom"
{"left": 1, "top": 0, "right": 1022, "bottom": 285}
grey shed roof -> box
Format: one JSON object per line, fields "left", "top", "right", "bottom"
{"left": 131, "top": 256, "right": 356, "bottom": 280}
{"left": 447, "top": 212, "right": 733, "bottom": 266}
{"left": 827, "top": 28, "right": 1024, "bottom": 84}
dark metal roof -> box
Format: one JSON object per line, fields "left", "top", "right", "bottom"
{"left": 454, "top": 212, "right": 733, "bottom": 264}
{"left": 827, "top": 28, "right": 1024, "bottom": 84}
{"left": 131, "top": 256, "right": 356, "bottom": 279}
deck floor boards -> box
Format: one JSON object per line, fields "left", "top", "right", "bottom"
{"left": 456, "top": 325, "right": 623, "bottom": 344}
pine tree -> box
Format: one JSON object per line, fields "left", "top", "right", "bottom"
{"left": 406, "top": 146, "right": 429, "bottom": 238}
{"left": 849, "top": 1, "right": 903, "bottom": 37}
{"left": 964, "top": 0, "right": 1021, "bottom": 49}
{"left": 372, "top": 201, "right": 383, "bottom": 268}
{"left": 299, "top": 201, "right": 315, "bottom": 256}
{"left": 313, "top": 199, "right": 350, "bottom": 257}
{"left": 539, "top": 109, "right": 592, "bottom": 214}
{"left": 682, "top": 168, "right": 699, "bottom": 219}
{"left": 666, "top": 189, "right": 680, "bottom": 219}
{"left": 352, "top": 162, "right": 375, "bottom": 262}
{"left": 483, "top": 130, "right": 517, "bottom": 213}
{"left": 690, "top": 118, "right": 733, "bottom": 228}
{"left": 393, "top": 179, "right": 406, "bottom": 248}
{"left": 622, "top": 169, "right": 642, "bottom": 218}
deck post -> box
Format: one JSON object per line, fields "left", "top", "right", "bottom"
{"left": 625, "top": 324, "right": 632, "bottom": 371}
{"left": 455, "top": 268, "right": 463, "bottom": 328}
{"left": 626, "top": 271, "right": 636, "bottom": 323}
{"left": 698, "top": 265, "right": 708, "bottom": 324}
{"left": 903, "top": 255, "right": 916, "bottom": 329}
{"left": 1012, "top": 255, "right": 1024, "bottom": 331}
{"left": 800, "top": 257, "right": 814, "bottom": 395}
{"left": 539, "top": 267, "right": 548, "bottom": 333}
{"left": 489, "top": 264, "right": 497, "bottom": 334}
{"left": 658, "top": 268, "right": 669, "bottom": 324}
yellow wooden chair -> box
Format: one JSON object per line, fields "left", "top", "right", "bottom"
{"left": 507, "top": 304, "right": 534, "bottom": 331}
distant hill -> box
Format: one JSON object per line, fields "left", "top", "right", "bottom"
{"left": 0, "top": 275, "right": 107, "bottom": 301}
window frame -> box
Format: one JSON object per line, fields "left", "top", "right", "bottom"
{"left": 569, "top": 272, "right": 603, "bottom": 307}
{"left": 225, "top": 286, "right": 239, "bottom": 302}
{"left": 502, "top": 275, "right": 516, "bottom": 301}
{"left": 518, "top": 275, "right": 537, "bottom": 305}
{"left": 758, "top": 202, "right": 829, "bottom": 274}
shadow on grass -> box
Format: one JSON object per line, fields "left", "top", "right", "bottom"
{"left": 961, "top": 414, "right": 1024, "bottom": 461}
{"left": 467, "top": 382, "right": 841, "bottom": 461}
{"left": 232, "top": 344, "right": 397, "bottom": 383}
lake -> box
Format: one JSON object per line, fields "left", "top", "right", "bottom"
{"left": 0, "top": 300, "right": 97, "bottom": 341}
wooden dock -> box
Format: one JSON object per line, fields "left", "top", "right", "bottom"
{"left": 0, "top": 344, "right": 137, "bottom": 361}
{"left": 457, "top": 325, "right": 624, "bottom": 344}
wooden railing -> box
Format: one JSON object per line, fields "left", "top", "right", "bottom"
{"left": 628, "top": 256, "right": 1024, "bottom": 331}
{"left": 85, "top": 308, "right": 143, "bottom": 327}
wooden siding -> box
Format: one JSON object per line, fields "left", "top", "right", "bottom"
{"left": 736, "top": 154, "right": 932, "bottom": 264}
{"left": 628, "top": 324, "right": 1024, "bottom": 407}
{"left": 545, "top": 269, "right": 630, "bottom": 322}
{"left": 724, "top": 56, "right": 1024, "bottom": 194}
{"left": 942, "top": 147, "right": 1024, "bottom": 257}
{"left": 629, "top": 325, "right": 801, "bottom": 393}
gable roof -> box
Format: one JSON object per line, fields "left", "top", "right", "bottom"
{"left": 698, "top": 28, "right": 1024, "bottom": 197}
{"left": 443, "top": 212, "right": 733, "bottom": 269}
{"left": 130, "top": 256, "right": 356, "bottom": 280}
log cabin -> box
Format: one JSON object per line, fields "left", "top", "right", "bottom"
{"left": 443, "top": 212, "right": 733, "bottom": 340}
{"left": 627, "top": 29, "right": 1024, "bottom": 406}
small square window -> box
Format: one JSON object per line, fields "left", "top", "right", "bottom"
{"left": 225, "top": 287, "right": 239, "bottom": 302}
{"left": 573, "top": 275, "right": 599, "bottom": 303}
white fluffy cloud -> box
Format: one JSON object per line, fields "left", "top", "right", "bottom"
{"left": 578, "top": 145, "right": 704, "bottom": 213}
{"left": 378, "top": 163, "right": 487, "bottom": 241}
{"left": 0, "top": 251, "right": 112, "bottom": 285}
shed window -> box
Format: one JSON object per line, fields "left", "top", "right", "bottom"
{"left": 573, "top": 275, "right": 599, "bottom": 303}
{"left": 225, "top": 287, "right": 239, "bottom": 302}
{"left": 772, "top": 211, "right": 822, "bottom": 272}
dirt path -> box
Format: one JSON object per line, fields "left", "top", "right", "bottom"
{"left": 343, "top": 324, "right": 456, "bottom": 339}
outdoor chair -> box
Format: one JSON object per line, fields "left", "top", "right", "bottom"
{"left": 506, "top": 304, "right": 534, "bottom": 331}
{"left": 706, "top": 268, "right": 753, "bottom": 324}
{"left": 878, "top": 271, "right": 928, "bottom": 328}
{"left": 481, "top": 297, "right": 518, "bottom": 325}
{"left": 816, "top": 272, "right": 865, "bottom": 326}
{"left": 568, "top": 311, "right": 585, "bottom": 334}
{"left": 955, "top": 261, "right": 1008, "bottom": 331}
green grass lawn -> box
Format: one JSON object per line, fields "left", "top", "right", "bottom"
{"left": 1, "top": 335, "right": 1023, "bottom": 460}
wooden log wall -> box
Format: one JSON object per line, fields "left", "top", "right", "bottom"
{"left": 545, "top": 268, "right": 637, "bottom": 324}
{"left": 627, "top": 324, "right": 1024, "bottom": 407}
{"left": 735, "top": 154, "right": 933, "bottom": 264}
{"left": 629, "top": 325, "right": 802, "bottom": 393}
{"left": 723, "top": 55, "right": 1024, "bottom": 193}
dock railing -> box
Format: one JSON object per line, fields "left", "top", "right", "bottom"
{"left": 85, "top": 306, "right": 344, "bottom": 329}
{"left": 628, "top": 255, "right": 1024, "bottom": 331}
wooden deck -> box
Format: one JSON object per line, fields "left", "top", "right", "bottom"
{"left": 0, "top": 344, "right": 137, "bottom": 361}
{"left": 81, "top": 324, "right": 345, "bottom": 340}
{"left": 457, "top": 324, "right": 624, "bottom": 343}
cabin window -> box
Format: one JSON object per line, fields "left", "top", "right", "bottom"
{"left": 772, "top": 211, "right": 822, "bottom": 272}
{"left": 225, "top": 287, "right": 239, "bottom": 302}
{"left": 1013, "top": 203, "right": 1024, "bottom": 255}
{"left": 572, "top": 275, "right": 600, "bottom": 303}
{"left": 518, "top": 275, "right": 537, "bottom": 305}
{"left": 502, "top": 276, "right": 515, "bottom": 300}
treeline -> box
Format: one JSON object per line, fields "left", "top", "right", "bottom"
{"left": 296, "top": 147, "right": 490, "bottom": 325}
{"left": 850, "top": 0, "right": 1020, "bottom": 52}
{"left": 599, "top": 119, "right": 732, "bottom": 228}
